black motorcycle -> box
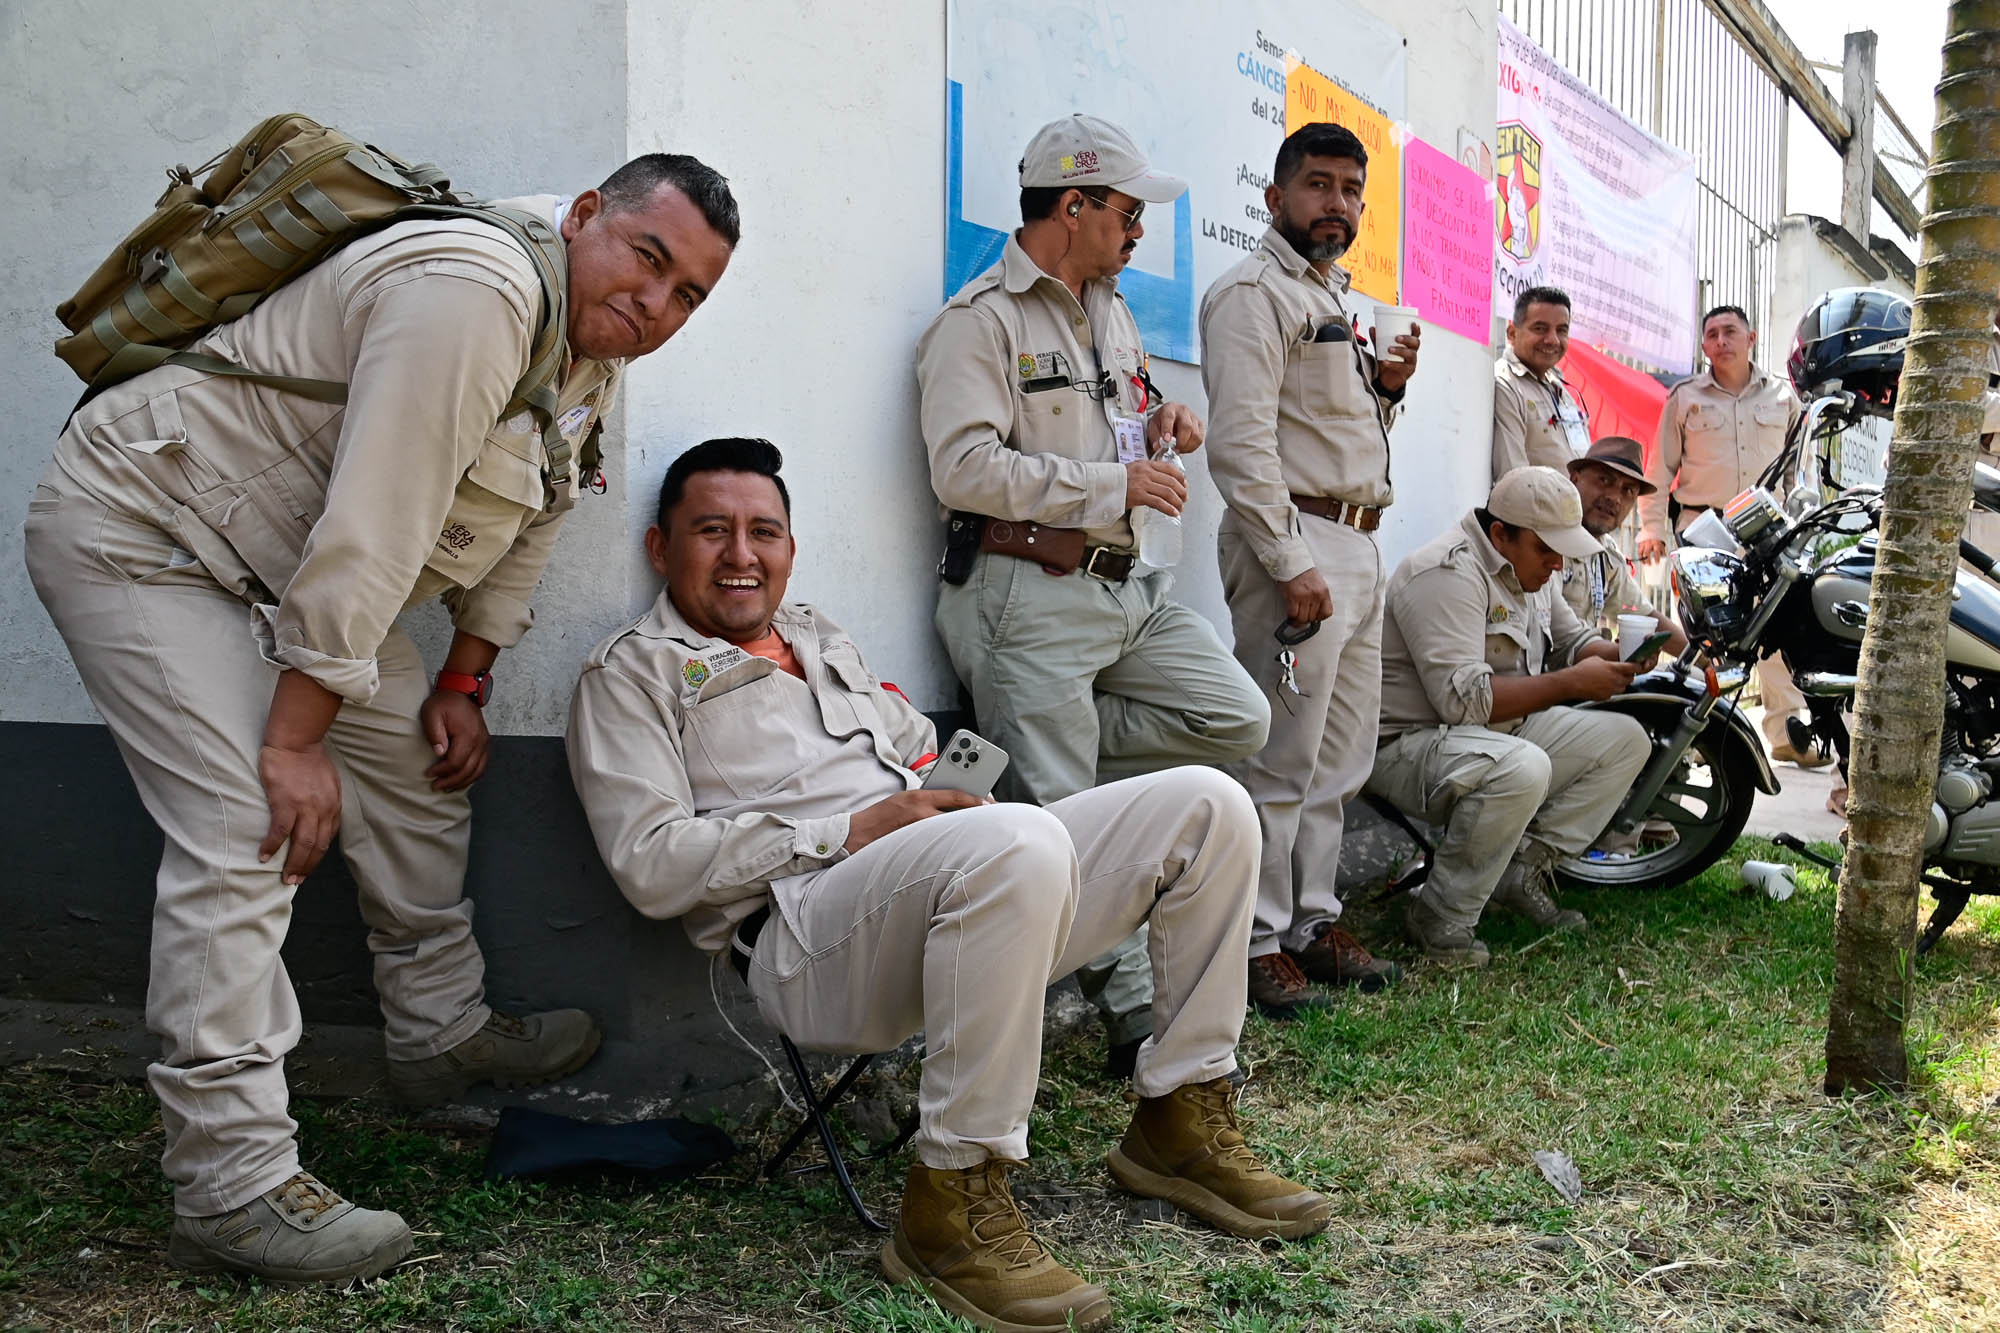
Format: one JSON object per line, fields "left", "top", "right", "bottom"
{"left": 1559, "top": 288, "right": 2000, "bottom": 953}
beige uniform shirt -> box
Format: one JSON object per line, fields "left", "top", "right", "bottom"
{"left": 1492, "top": 346, "right": 1590, "bottom": 480}
{"left": 1198, "top": 227, "right": 1397, "bottom": 582}
{"left": 917, "top": 235, "right": 1158, "bottom": 549}
{"left": 1378, "top": 511, "right": 1596, "bottom": 737}
{"left": 567, "top": 593, "right": 937, "bottom": 955}
{"left": 49, "top": 196, "right": 621, "bottom": 704}
{"left": 1560, "top": 536, "right": 1658, "bottom": 636}
{"left": 1638, "top": 366, "right": 1799, "bottom": 542}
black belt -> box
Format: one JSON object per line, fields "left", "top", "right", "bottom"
{"left": 1078, "top": 545, "right": 1136, "bottom": 582}
{"left": 729, "top": 905, "right": 769, "bottom": 981}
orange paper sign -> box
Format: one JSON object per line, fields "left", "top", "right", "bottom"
{"left": 1284, "top": 59, "right": 1400, "bottom": 305}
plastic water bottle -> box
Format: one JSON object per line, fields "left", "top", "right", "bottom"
{"left": 1133, "top": 444, "right": 1185, "bottom": 568}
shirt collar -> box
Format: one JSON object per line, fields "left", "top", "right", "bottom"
{"left": 649, "top": 587, "right": 812, "bottom": 650}
{"left": 1502, "top": 344, "right": 1562, "bottom": 387}
{"left": 999, "top": 232, "right": 1118, "bottom": 301}
{"left": 1459, "top": 510, "right": 1525, "bottom": 594}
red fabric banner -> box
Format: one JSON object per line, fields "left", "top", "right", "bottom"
{"left": 1561, "top": 339, "right": 1671, "bottom": 467}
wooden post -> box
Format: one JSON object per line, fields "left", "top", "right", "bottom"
{"left": 1841, "top": 29, "right": 1878, "bottom": 242}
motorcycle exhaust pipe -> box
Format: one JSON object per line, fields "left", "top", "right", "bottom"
{"left": 1798, "top": 671, "right": 1859, "bottom": 696}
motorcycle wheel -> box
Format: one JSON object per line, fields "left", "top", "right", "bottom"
{"left": 1554, "top": 699, "right": 1761, "bottom": 893}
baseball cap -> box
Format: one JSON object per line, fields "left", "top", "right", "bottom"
{"left": 1489, "top": 466, "right": 1604, "bottom": 559}
{"left": 1567, "top": 436, "right": 1656, "bottom": 494}
{"left": 1018, "top": 115, "right": 1188, "bottom": 203}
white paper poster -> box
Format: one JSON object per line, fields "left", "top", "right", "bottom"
{"left": 946, "top": 0, "right": 1405, "bottom": 363}
{"left": 1495, "top": 15, "right": 1699, "bottom": 374}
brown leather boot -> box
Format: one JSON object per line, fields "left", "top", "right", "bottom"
{"left": 881, "top": 1160, "right": 1113, "bottom": 1333}
{"left": 1108, "top": 1078, "right": 1331, "bottom": 1241}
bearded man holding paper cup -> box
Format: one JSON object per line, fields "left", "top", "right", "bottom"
{"left": 1199, "top": 120, "right": 1420, "bottom": 1017}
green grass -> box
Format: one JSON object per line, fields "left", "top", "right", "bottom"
{"left": 6, "top": 837, "right": 2000, "bottom": 1331}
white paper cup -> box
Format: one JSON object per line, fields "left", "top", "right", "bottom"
{"left": 1617, "top": 613, "right": 1654, "bottom": 658}
{"left": 1741, "top": 860, "right": 1796, "bottom": 901}
{"left": 1372, "top": 306, "right": 1420, "bottom": 361}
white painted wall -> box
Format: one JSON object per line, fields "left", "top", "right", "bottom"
{"left": 0, "top": 0, "right": 627, "bottom": 731}
{"left": 3, "top": 0, "right": 1497, "bottom": 732}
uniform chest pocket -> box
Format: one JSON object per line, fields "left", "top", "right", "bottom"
{"left": 1685, "top": 404, "right": 1729, "bottom": 438}
{"left": 1484, "top": 624, "right": 1529, "bottom": 675}
{"left": 1292, "top": 339, "right": 1372, "bottom": 421}
{"left": 683, "top": 677, "right": 814, "bottom": 801}
{"left": 1754, "top": 403, "right": 1791, "bottom": 429}
{"left": 1015, "top": 387, "right": 1097, "bottom": 454}
{"left": 821, "top": 650, "right": 884, "bottom": 737}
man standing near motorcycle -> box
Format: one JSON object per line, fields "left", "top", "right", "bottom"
{"left": 1636, "top": 306, "right": 1824, "bottom": 768}
{"left": 1367, "top": 467, "right": 1652, "bottom": 966}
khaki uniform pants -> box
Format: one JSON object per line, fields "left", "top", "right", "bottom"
{"left": 1217, "top": 513, "right": 1384, "bottom": 955}
{"left": 935, "top": 553, "right": 1268, "bottom": 1043}
{"left": 745, "top": 768, "right": 1255, "bottom": 1168}
{"left": 26, "top": 484, "right": 491, "bottom": 1215}
{"left": 1365, "top": 707, "right": 1651, "bottom": 932}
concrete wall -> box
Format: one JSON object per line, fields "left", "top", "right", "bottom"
{"left": 0, "top": 0, "right": 1494, "bottom": 1103}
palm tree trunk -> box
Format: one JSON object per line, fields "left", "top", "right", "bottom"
{"left": 1826, "top": 2, "right": 2000, "bottom": 1094}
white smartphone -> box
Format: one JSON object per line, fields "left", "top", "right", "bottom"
{"left": 921, "top": 729, "right": 1011, "bottom": 799}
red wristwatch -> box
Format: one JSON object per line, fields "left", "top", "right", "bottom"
{"left": 435, "top": 670, "right": 492, "bottom": 707}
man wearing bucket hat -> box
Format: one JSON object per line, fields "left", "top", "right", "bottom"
{"left": 920, "top": 116, "right": 1268, "bottom": 1074}
{"left": 1365, "top": 467, "right": 1653, "bottom": 966}
{"left": 1562, "top": 436, "right": 1686, "bottom": 653}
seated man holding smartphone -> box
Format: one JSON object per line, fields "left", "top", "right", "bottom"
{"left": 1365, "top": 466, "right": 1654, "bottom": 965}
{"left": 566, "top": 438, "right": 1328, "bottom": 1333}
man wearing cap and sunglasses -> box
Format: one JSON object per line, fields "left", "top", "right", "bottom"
{"left": 1366, "top": 467, "right": 1653, "bottom": 966}
{"left": 919, "top": 115, "right": 1268, "bottom": 1076}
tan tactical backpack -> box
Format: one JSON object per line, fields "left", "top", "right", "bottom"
{"left": 55, "top": 113, "right": 588, "bottom": 508}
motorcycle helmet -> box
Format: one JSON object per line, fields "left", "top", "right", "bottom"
{"left": 1787, "top": 286, "right": 1911, "bottom": 414}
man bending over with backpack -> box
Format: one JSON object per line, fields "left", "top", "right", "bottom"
{"left": 24, "top": 153, "right": 738, "bottom": 1283}
{"left": 567, "top": 438, "right": 1329, "bottom": 1333}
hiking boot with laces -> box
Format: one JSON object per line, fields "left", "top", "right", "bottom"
{"left": 881, "top": 1160, "right": 1113, "bottom": 1333}
{"left": 1488, "top": 863, "right": 1586, "bottom": 932}
{"left": 1403, "top": 897, "right": 1490, "bottom": 969}
{"left": 167, "top": 1171, "right": 412, "bottom": 1284}
{"left": 1290, "top": 925, "right": 1404, "bottom": 992}
{"left": 387, "top": 1007, "right": 602, "bottom": 1106}
{"left": 1247, "top": 951, "right": 1333, "bottom": 1019}
{"left": 1108, "top": 1077, "right": 1331, "bottom": 1241}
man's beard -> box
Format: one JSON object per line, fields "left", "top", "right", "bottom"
{"left": 1277, "top": 215, "right": 1350, "bottom": 263}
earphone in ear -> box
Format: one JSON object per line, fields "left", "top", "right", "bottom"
{"left": 1068, "top": 202, "right": 1081, "bottom": 216}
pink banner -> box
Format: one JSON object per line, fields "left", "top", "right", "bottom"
{"left": 1401, "top": 136, "right": 1493, "bottom": 344}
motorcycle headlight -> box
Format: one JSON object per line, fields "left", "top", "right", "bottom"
{"left": 1670, "top": 546, "right": 1754, "bottom": 647}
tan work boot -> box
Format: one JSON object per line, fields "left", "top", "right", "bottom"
{"left": 167, "top": 1171, "right": 412, "bottom": 1284}
{"left": 1403, "top": 897, "right": 1491, "bottom": 969}
{"left": 881, "top": 1160, "right": 1113, "bottom": 1333}
{"left": 387, "top": 1008, "right": 602, "bottom": 1106}
{"left": 1108, "top": 1077, "right": 1331, "bottom": 1241}
{"left": 1488, "top": 863, "right": 1586, "bottom": 932}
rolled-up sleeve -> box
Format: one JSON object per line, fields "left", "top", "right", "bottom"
{"left": 1390, "top": 567, "right": 1497, "bottom": 727}
{"left": 566, "top": 661, "right": 849, "bottom": 920}
{"left": 1201, "top": 282, "right": 1312, "bottom": 582}
{"left": 918, "top": 305, "right": 1127, "bottom": 529}
{"left": 270, "top": 261, "right": 536, "bottom": 701}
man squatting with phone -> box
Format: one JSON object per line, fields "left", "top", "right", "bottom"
{"left": 567, "top": 439, "right": 1329, "bottom": 1333}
